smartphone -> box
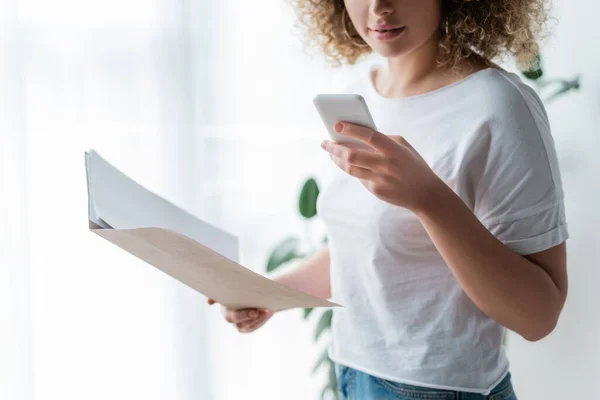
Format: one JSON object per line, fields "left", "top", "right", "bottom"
{"left": 313, "top": 94, "right": 377, "bottom": 148}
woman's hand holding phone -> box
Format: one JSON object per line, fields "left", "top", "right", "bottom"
{"left": 314, "top": 94, "right": 443, "bottom": 214}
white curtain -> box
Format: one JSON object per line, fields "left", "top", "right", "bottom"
{"left": 1, "top": 0, "right": 364, "bottom": 399}
{"left": 1, "top": 2, "right": 33, "bottom": 399}
{"left": 1, "top": 0, "right": 214, "bottom": 399}
{"left": 195, "top": 2, "right": 361, "bottom": 399}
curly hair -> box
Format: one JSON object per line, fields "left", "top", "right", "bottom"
{"left": 291, "top": 0, "right": 550, "bottom": 70}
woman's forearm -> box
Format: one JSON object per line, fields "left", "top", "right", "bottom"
{"left": 269, "top": 246, "right": 331, "bottom": 300}
{"left": 415, "top": 183, "right": 567, "bottom": 341}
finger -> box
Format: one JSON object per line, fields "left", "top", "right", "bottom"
{"left": 321, "top": 141, "right": 381, "bottom": 169}
{"left": 388, "top": 135, "right": 413, "bottom": 150}
{"left": 245, "top": 316, "right": 269, "bottom": 332}
{"left": 238, "top": 310, "right": 272, "bottom": 333}
{"left": 207, "top": 298, "right": 216, "bottom": 305}
{"left": 252, "top": 310, "right": 273, "bottom": 328}
{"left": 236, "top": 320, "right": 255, "bottom": 333}
{"left": 329, "top": 154, "right": 378, "bottom": 181}
{"left": 225, "top": 308, "right": 260, "bottom": 324}
{"left": 235, "top": 314, "right": 263, "bottom": 332}
{"left": 236, "top": 315, "right": 263, "bottom": 332}
{"left": 335, "top": 122, "right": 396, "bottom": 154}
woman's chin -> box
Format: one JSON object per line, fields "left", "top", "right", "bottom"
{"left": 372, "top": 45, "right": 410, "bottom": 59}
{"left": 362, "top": 36, "right": 408, "bottom": 58}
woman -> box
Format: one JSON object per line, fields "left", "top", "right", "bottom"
{"left": 208, "top": 0, "right": 569, "bottom": 399}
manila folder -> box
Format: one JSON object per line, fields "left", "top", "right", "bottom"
{"left": 85, "top": 149, "right": 340, "bottom": 311}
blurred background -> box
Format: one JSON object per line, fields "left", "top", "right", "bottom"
{"left": 1, "top": 1, "right": 598, "bottom": 399}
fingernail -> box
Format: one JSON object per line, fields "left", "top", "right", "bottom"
{"left": 321, "top": 141, "right": 328, "bottom": 149}
{"left": 334, "top": 122, "right": 344, "bottom": 133}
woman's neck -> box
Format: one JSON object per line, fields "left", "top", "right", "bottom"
{"left": 373, "top": 34, "right": 488, "bottom": 99}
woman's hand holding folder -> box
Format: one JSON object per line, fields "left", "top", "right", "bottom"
{"left": 207, "top": 298, "right": 275, "bottom": 333}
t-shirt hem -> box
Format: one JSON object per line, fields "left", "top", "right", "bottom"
{"left": 327, "top": 350, "right": 509, "bottom": 396}
{"left": 504, "top": 223, "right": 569, "bottom": 255}
{"left": 480, "top": 199, "right": 564, "bottom": 227}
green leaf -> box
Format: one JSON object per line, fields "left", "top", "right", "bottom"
{"left": 320, "top": 386, "right": 331, "bottom": 400}
{"left": 317, "top": 360, "right": 338, "bottom": 400}
{"left": 303, "top": 307, "right": 314, "bottom": 319}
{"left": 299, "top": 178, "right": 320, "bottom": 219}
{"left": 522, "top": 54, "right": 543, "bottom": 80}
{"left": 328, "top": 360, "right": 338, "bottom": 393}
{"left": 320, "top": 379, "right": 339, "bottom": 400}
{"left": 523, "top": 68, "right": 543, "bottom": 80}
{"left": 544, "top": 77, "right": 581, "bottom": 103}
{"left": 314, "top": 309, "right": 333, "bottom": 342}
{"left": 266, "top": 237, "right": 301, "bottom": 272}
{"left": 311, "top": 347, "right": 329, "bottom": 375}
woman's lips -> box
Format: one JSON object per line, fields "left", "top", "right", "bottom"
{"left": 368, "top": 26, "right": 406, "bottom": 41}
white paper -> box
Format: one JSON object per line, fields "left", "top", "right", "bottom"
{"left": 85, "top": 150, "right": 340, "bottom": 311}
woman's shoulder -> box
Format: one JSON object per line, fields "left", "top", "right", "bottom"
{"left": 468, "top": 69, "right": 555, "bottom": 167}
{"left": 469, "top": 68, "right": 547, "bottom": 121}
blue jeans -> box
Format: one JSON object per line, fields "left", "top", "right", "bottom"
{"left": 335, "top": 364, "right": 518, "bottom": 400}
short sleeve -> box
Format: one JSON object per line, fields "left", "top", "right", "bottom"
{"left": 468, "top": 81, "right": 569, "bottom": 255}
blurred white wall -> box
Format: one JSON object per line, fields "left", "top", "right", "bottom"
{"left": 187, "top": 1, "right": 356, "bottom": 399}
{"left": 506, "top": 1, "right": 600, "bottom": 398}
{"left": 2, "top": 1, "right": 214, "bottom": 399}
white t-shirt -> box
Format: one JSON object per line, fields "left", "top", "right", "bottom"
{"left": 316, "top": 63, "right": 569, "bottom": 395}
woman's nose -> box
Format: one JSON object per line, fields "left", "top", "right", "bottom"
{"left": 370, "top": 0, "right": 394, "bottom": 17}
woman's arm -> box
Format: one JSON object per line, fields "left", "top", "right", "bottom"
{"left": 269, "top": 246, "right": 332, "bottom": 300}
{"left": 416, "top": 183, "right": 568, "bottom": 342}
{"left": 320, "top": 122, "right": 568, "bottom": 342}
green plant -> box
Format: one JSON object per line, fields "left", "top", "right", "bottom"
{"left": 521, "top": 54, "right": 580, "bottom": 103}
{"left": 266, "top": 178, "right": 339, "bottom": 400}
{"left": 266, "top": 53, "right": 580, "bottom": 399}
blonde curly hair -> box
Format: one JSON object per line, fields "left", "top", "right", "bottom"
{"left": 292, "top": 0, "right": 550, "bottom": 70}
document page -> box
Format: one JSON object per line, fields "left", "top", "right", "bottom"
{"left": 85, "top": 150, "right": 340, "bottom": 311}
